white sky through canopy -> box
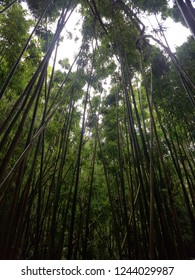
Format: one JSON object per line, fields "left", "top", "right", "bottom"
{"left": 21, "top": 1, "right": 191, "bottom": 67}
{"left": 56, "top": 6, "right": 191, "bottom": 67}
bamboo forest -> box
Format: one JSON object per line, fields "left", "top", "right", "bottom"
{"left": 0, "top": 0, "right": 194, "bottom": 260}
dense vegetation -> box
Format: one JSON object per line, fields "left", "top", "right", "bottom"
{"left": 0, "top": 0, "right": 194, "bottom": 260}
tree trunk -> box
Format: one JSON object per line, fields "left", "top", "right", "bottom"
{"left": 176, "top": 0, "right": 195, "bottom": 37}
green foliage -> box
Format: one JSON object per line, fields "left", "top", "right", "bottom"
{"left": 26, "top": 0, "right": 74, "bottom": 21}
{"left": 59, "top": 58, "right": 70, "bottom": 69}
{"left": 0, "top": 4, "right": 32, "bottom": 69}
{"left": 131, "top": 0, "right": 168, "bottom": 13}
{"left": 0, "top": 0, "right": 194, "bottom": 261}
{"left": 168, "top": 3, "right": 187, "bottom": 27}
{"left": 176, "top": 36, "right": 195, "bottom": 80}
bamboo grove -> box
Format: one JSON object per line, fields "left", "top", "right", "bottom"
{"left": 0, "top": 0, "right": 194, "bottom": 259}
